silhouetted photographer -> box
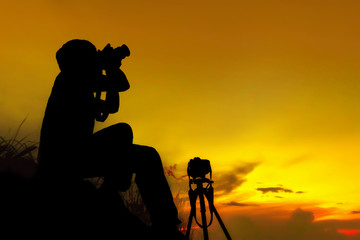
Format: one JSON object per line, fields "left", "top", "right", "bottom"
{"left": 37, "top": 39, "right": 185, "bottom": 239}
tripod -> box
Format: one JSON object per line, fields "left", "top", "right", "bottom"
{"left": 185, "top": 173, "right": 232, "bottom": 240}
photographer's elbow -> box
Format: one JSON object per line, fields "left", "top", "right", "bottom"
{"left": 108, "top": 106, "right": 119, "bottom": 114}
{"left": 118, "top": 80, "right": 130, "bottom": 92}
{"left": 107, "top": 99, "right": 120, "bottom": 113}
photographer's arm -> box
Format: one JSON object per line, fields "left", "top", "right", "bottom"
{"left": 93, "top": 68, "right": 130, "bottom": 92}
{"left": 95, "top": 90, "right": 120, "bottom": 114}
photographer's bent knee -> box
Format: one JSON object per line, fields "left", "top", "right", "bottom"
{"left": 112, "top": 122, "right": 133, "bottom": 144}
{"left": 133, "top": 145, "right": 162, "bottom": 169}
{"left": 94, "top": 122, "right": 133, "bottom": 145}
{"left": 138, "top": 145, "right": 158, "bottom": 157}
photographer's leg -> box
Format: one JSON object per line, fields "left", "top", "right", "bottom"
{"left": 84, "top": 123, "right": 154, "bottom": 238}
{"left": 96, "top": 123, "right": 133, "bottom": 184}
{"left": 83, "top": 122, "right": 133, "bottom": 178}
{"left": 131, "top": 145, "right": 184, "bottom": 239}
{"left": 88, "top": 125, "right": 184, "bottom": 238}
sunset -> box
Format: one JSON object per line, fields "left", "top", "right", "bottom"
{"left": 1, "top": 0, "right": 360, "bottom": 239}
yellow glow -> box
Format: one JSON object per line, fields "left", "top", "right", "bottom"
{"left": 1, "top": 1, "right": 360, "bottom": 235}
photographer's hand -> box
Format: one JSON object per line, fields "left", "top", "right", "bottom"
{"left": 93, "top": 43, "right": 130, "bottom": 92}
{"left": 95, "top": 90, "right": 119, "bottom": 114}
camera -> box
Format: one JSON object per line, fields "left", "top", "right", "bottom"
{"left": 113, "top": 44, "right": 130, "bottom": 60}
{"left": 98, "top": 44, "right": 130, "bottom": 68}
{"left": 187, "top": 157, "right": 212, "bottom": 179}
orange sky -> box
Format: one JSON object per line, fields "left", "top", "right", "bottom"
{"left": 1, "top": 0, "right": 360, "bottom": 239}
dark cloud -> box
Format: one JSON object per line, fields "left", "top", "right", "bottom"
{"left": 223, "top": 201, "right": 258, "bottom": 207}
{"left": 215, "top": 172, "right": 246, "bottom": 195}
{"left": 214, "top": 162, "right": 259, "bottom": 196}
{"left": 275, "top": 196, "right": 284, "bottom": 198}
{"left": 220, "top": 208, "right": 360, "bottom": 240}
{"left": 256, "top": 187, "right": 293, "bottom": 194}
{"left": 290, "top": 208, "right": 314, "bottom": 223}
{"left": 233, "top": 162, "right": 260, "bottom": 175}
{"left": 351, "top": 211, "right": 360, "bottom": 214}
{"left": 256, "top": 187, "right": 306, "bottom": 195}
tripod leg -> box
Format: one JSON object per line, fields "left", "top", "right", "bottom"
{"left": 186, "top": 188, "right": 197, "bottom": 239}
{"left": 212, "top": 206, "right": 232, "bottom": 240}
{"left": 199, "top": 192, "right": 209, "bottom": 240}
{"left": 185, "top": 211, "right": 193, "bottom": 240}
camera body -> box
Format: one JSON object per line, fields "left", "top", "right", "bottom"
{"left": 98, "top": 44, "right": 130, "bottom": 69}
{"left": 187, "top": 157, "right": 212, "bottom": 179}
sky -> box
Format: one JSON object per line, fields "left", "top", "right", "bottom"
{"left": 1, "top": 0, "right": 360, "bottom": 239}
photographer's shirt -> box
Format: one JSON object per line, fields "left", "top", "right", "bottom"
{"left": 38, "top": 72, "right": 97, "bottom": 179}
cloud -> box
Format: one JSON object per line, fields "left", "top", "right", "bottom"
{"left": 290, "top": 208, "right": 315, "bottom": 223}
{"left": 256, "top": 187, "right": 294, "bottom": 194}
{"left": 256, "top": 187, "right": 306, "bottom": 195}
{"left": 214, "top": 162, "right": 259, "bottom": 196}
{"left": 233, "top": 162, "right": 260, "bottom": 175}
{"left": 351, "top": 211, "right": 360, "bottom": 214}
{"left": 223, "top": 201, "right": 258, "bottom": 207}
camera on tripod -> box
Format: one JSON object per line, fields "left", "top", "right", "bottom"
{"left": 187, "top": 157, "right": 211, "bottom": 180}
{"left": 186, "top": 157, "right": 232, "bottom": 240}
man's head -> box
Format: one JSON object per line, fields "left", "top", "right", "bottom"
{"left": 56, "top": 39, "right": 98, "bottom": 74}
